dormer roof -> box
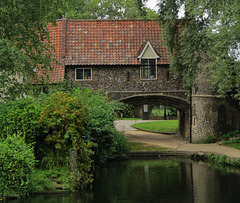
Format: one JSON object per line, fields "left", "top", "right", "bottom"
{"left": 138, "top": 41, "right": 160, "bottom": 59}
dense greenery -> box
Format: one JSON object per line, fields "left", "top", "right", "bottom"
{"left": 0, "top": 0, "right": 74, "bottom": 100}
{"left": 0, "top": 135, "right": 35, "bottom": 198}
{"left": 70, "top": 88, "right": 130, "bottom": 163}
{"left": 0, "top": 86, "right": 130, "bottom": 198}
{"left": 151, "top": 106, "right": 177, "bottom": 117}
{"left": 201, "top": 130, "right": 240, "bottom": 144}
{"left": 64, "top": 0, "right": 158, "bottom": 19}
{"left": 158, "top": 0, "right": 240, "bottom": 99}
{"left": 0, "top": 98, "right": 42, "bottom": 144}
{"left": 131, "top": 120, "right": 178, "bottom": 133}
{"left": 201, "top": 134, "right": 218, "bottom": 144}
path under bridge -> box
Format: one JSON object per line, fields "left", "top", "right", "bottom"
{"left": 108, "top": 90, "right": 191, "bottom": 142}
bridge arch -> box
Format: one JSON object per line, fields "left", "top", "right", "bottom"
{"left": 118, "top": 94, "right": 191, "bottom": 141}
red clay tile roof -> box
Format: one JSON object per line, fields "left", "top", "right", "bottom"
{"left": 35, "top": 20, "right": 65, "bottom": 83}
{"left": 44, "top": 19, "right": 170, "bottom": 82}
{"left": 64, "top": 19, "right": 169, "bottom": 65}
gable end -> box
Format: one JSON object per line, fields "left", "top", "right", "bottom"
{"left": 138, "top": 41, "right": 159, "bottom": 59}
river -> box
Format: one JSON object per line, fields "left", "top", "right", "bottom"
{"left": 2, "top": 158, "right": 240, "bottom": 203}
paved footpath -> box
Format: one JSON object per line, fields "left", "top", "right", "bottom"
{"left": 115, "top": 120, "right": 240, "bottom": 159}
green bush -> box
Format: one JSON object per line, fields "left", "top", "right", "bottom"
{"left": 0, "top": 98, "right": 42, "bottom": 144}
{"left": 0, "top": 85, "right": 130, "bottom": 192}
{"left": 202, "top": 134, "right": 218, "bottom": 143}
{"left": 113, "top": 101, "right": 134, "bottom": 118}
{"left": 39, "top": 91, "right": 88, "bottom": 151}
{"left": 0, "top": 135, "right": 35, "bottom": 199}
{"left": 38, "top": 91, "right": 95, "bottom": 189}
{"left": 222, "top": 130, "right": 240, "bottom": 141}
{"left": 113, "top": 132, "right": 130, "bottom": 157}
{"left": 71, "top": 88, "right": 129, "bottom": 163}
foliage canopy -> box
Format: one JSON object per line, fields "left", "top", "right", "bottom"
{"left": 64, "top": 0, "right": 158, "bottom": 20}
{"left": 0, "top": 0, "right": 69, "bottom": 100}
{"left": 158, "top": 0, "right": 240, "bottom": 99}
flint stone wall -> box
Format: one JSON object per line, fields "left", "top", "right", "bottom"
{"left": 191, "top": 58, "right": 240, "bottom": 142}
{"left": 65, "top": 65, "right": 182, "bottom": 92}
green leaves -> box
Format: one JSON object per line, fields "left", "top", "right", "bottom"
{"left": 0, "top": 135, "right": 35, "bottom": 198}
{"left": 0, "top": 0, "right": 68, "bottom": 101}
{"left": 158, "top": 0, "right": 240, "bottom": 99}
{"left": 39, "top": 91, "right": 88, "bottom": 151}
{"left": 64, "top": 0, "right": 157, "bottom": 19}
{"left": 0, "top": 98, "right": 42, "bottom": 144}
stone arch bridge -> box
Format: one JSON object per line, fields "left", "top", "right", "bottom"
{"left": 108, "top": 90, "right": 191, "bottom": 142}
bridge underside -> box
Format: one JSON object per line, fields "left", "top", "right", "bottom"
{"left": 108, "top": 91, "right": 191, "bottom": 142}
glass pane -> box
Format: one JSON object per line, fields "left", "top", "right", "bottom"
{"left": 143, "top": 105, "right": 148, "bottom": 112}
{"left": 149, "top": 59, "right": 155, "bottom": 65}
{"left": 76, "top": 69, "right": 83, "bottom": 79}
{"left": 141, "top": 59, "right": 148, "bottom": 65}
{"left": 149, "top": 65, "right": 156, "bottom": 79}
{"left": 141, "top": 66, "right": 148, "bottom": 79}
{"left": 126, "top": 72, "right": 131, "bottom": 82}
{"left": 84, "top": 69, "right": 91, "bottom": 79}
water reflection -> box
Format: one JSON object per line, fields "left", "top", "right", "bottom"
{"left": 2, "top": 158, "right": 240, "bottom": 203}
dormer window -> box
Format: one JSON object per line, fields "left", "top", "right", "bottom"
{"left": 141, "top": 59, "right": 157, "bottom": 79}
{"left": 138, "top": 41, "right": 159, "bottom": 80}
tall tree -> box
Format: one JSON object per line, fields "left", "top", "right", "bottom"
{"left": 0, "top": 0, "right": 69, "bottom": 101}
{"left": 65, "top": 0, "right": 158, "bottom": 19}
{"left": 158, "top": 0, "right": 240, "bottom": 99}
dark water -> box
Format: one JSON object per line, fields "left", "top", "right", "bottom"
{"left": 3, "top": 158, "right": 240, "bottom": 203}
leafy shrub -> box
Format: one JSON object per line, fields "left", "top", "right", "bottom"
{"left": 168, "top": 107, "right": 177, "bottom": 117}
{"left": 71, "top": 88, "right": 129, "bottom": 163}
{"left": 222, "top": 130, "right": 240, "bottom": 141}
{"left": 0, "top": 135, "right": 35, "bottom": 199}
{"left": 38, "top": 91, "right": 94, "bottom": 188}
{"left": 0, "top": 98, "right": 42, "bottom": 144}
{"left": 113, "top": 101, "right": 134, "bottom": 118}
{"left": 113, "top": 132, "right": 130, "bottom": 157}
{"left": 39, "top": 91, "right": 88, "bottom": 151}
{"left": 202, "top": 134, "right": 218, "bottom": 143}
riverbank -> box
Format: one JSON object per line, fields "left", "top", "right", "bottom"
{"left": 114, "top": 120, "right": 240, "bottom": 160}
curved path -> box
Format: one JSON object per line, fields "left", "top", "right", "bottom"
{"left": 115, "top": 120, "right": 240, "bottom": 159}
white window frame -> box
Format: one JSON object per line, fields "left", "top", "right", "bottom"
{"left": 75, "top": 68, "right": 92, "bottom": 81}
{"left": 140, "top": 58, "right": 157, "bottom": 80}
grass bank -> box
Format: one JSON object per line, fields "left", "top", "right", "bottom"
{"left": 222, "top": 143, "right": 240, "bottom": 150}
{"left": 131, "top": 120, "right": 178, "bottom": 134}
{"left": 129, "top": 142, "right": 169, "bottom": 152}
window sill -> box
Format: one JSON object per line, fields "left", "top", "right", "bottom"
{"left": 140, "top": 78, "right": 157, "bottom": 81}
{"left": 75, "top": 79, "right": 92, "bottom": 81}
